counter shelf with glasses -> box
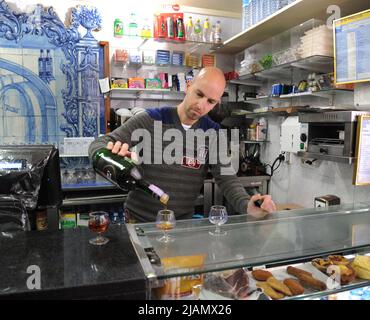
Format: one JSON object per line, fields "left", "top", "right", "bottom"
{"left": 126, "top": 202, "right": 370, "bottom": 300}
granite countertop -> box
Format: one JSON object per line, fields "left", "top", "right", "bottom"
{"left": 0, "top": 225, "right": 146, "bottom": 299}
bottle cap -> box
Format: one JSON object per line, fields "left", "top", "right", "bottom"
{"left": 160, "top": 193, "right": 170, "bottom": 205}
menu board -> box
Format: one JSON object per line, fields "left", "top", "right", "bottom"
{"left": 353, "top": 116, "right": 370, "bottom": 186}
{"left": 334, "top": 10, "right": 370, "bottom": 84}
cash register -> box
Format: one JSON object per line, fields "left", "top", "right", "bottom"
{"left": 0, "top": 145, "right": 62, "bottom": 231}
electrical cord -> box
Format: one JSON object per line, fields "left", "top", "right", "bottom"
{"left": 266, "top": 152, "right": 285, "bottom": 177}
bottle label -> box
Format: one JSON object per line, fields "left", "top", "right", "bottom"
{"left": 148, "top": 184, "right": 164, "bottom": 198}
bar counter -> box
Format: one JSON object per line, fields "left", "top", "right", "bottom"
{"left": 0, "top": 225, "right": 146, "bottom": 299}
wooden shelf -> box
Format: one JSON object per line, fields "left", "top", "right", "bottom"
{"left": 216, "top": 0, "right": 370, "bottom": 54}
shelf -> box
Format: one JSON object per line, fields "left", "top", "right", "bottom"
{"left": 110, "top": 88, "right": 185, "bottom": 101}
{"left": 111, "top": 35, "right": 221, "bottom": 54}
{"left": 216, "top": 0, "right": 370, "bottom": 54}
{"left": 62, "top": 194, "right": 127, "bottom": 206}
{"left": 113, "top": 61, "right": 196, "bottom": 71}
{"left": 297, "top": 151, "right": 356, "bottom": 164}
{"left": 244, "top": 89, "right": 353, "bottom": 105}
{"left": 227, "top": 79, "right": 262, "bottom": 87}
{"left": 241, "top": 140, "right": 270, "bottom": 144}
{"left": 239, "top": 55, "right": 334, "bottom": 81}
{"left": 111, "top": 88, "right": 170, "bottom": 93}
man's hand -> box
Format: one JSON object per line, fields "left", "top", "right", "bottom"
{"left": 247, "top": 194, "right": 276, "bottom": 218}
{"left": 107, "top": 141, "right": 138, "bottom": 162}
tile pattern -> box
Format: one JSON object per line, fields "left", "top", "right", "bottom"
{"left": 0, "top": 1, "right": 104, "bottom": 147}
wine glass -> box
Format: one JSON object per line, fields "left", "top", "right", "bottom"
{"left": 88, "top": 211, "right": 110, "bottom": 245}
{"left": 156, "top": 209, "right": 176, "bottom": 243}
{"left": 208, "top": 205, "right": 228, "bottom": 236}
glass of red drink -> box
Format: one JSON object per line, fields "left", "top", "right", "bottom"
{"left": 88, "top": 211, "right": 110, "bottom": 245}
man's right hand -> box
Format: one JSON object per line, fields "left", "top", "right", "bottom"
{"left": 107, "top": 141, "right": 138, "bottom": 162}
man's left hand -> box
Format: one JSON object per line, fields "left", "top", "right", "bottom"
{"left": 247, "top": 194, "right": 276, "bottom": 218}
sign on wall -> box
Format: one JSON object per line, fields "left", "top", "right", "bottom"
{"left": 334, "top": 10, "right": 370, "bottom": 85}
{"left": 353, "top": 115, "right": 370, "bottom": 186}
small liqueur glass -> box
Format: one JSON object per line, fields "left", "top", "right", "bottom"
{"left": 88, "top": 211, "right": 110, "bottom": 245}
{"left": 156, "top": 209, "right": 176, "bottom": 243}
{"left": 208, "top": 205, "right": 228, "bottom": 236}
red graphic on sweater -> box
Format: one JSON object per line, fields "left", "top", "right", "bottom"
{"left": 181, "top": 156, "right": 201, "bottom": 169}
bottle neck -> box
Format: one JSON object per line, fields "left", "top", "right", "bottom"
{"left": 137, "top": 180, "right": 169, "bottom": 206}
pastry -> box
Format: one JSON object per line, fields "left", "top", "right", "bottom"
{"left": 297, "top": 273, "right": 327, "bottom": 291}
{"left": 286, "top": 266, "right": 312, "bottom": 278}
{"left": 251, "top": 269, "right": 273, "bottom": 281}
{"left": 311, "top": 258, "right": 331, "bottom": 272}
{"left": 283, "top": 278, "right": 305, "bottom": 296}
{"left": 326, "top": 264, "right": 356, "bottom": 285}
{"left": 267, "top": 277, "right": 292, "bottom": 296}
{"left": 351, "top": 255, "right": 370, "bottom": 280}
{"left": 256, "top": 282, "right": 285, "bottom": 300}
{"left": 328, "top": 255, "right": 350, "bottom": 265}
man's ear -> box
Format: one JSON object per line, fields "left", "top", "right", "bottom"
{"left": 185, "top": 79, "right": 193, "bottom": 92}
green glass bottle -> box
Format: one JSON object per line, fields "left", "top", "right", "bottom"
{"left": 92, "top": 147, "right": 169, "bottom": 205}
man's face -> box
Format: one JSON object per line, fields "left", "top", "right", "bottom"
{"left": 183, "top": 76, "right": 224, "bottom": 122}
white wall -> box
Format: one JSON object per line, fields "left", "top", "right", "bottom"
{"left": 259, "top": 114, "right": 370, "bottom": 208}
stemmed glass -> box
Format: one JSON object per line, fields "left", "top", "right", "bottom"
{"left": 156, "top": 209, "right": 176, "bottom": 243}
{"left": 208, "top": 205, "right": 228, "bottom": 236}
{"left": 88, "top": 211, "right": 110, "bottom": 245}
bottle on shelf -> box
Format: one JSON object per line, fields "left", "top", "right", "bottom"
{"left": 114, "top": 18, "right": 124, "bottom": 37}
{"left": 166, "top": 16, "right": 174, "bottom": 39}
{"left": 214, "top": 20, "right": 222, "bottom": 44}
{"left": 202, "top": 18, "right": 210, "bottom": 43}
{"left": 140, "top": 18, "right": 152, "bottom": 39}
{"left": 176, "top": 17, "right": 185, "bottom": 40}
{"left": 256, "top": 117, "right": 267, "bottom": 141}
{"left": 154, "top": 14, "right": 165, "bottom": 38}
{"left": 92, "top": 147, "right": 169, "bottom": 206}
{"left": 128, "top": 13, "right": 138, "bottom": 36}
{"left": 186, "top": 16, "right": 194, "bottom": 41}
{"left": 209, "top": 24, "right": 216, "bottom": 43}
{"left": 193, "top": 18, "right": 202, "bottom": 42}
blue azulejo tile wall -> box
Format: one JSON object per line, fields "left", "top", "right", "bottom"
{"left": 0, "top": 1, "right": 105, "bottom": 146}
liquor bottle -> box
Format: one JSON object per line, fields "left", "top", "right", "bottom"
{"left": 140, "top": 18, "right": 152, "bottom": 39}
{"left": 176, "top": 17, "right": 184, "bottom": 39}
{"left": 186, "top": 16, "right": 194, "bottom": 41}
{"left": 128, "top": 13, "right": 138, "bottom": 36}
{"left": 209, "top": 24, "right": 216, "bottom": 43}
{"left": 193, "top": 18, "right": 202, "bottom": 42}
{"left": 114, "top": 18, "right": 124, "bottom": 37}
{"left": 214, "top": 20, "right": 222, "bottom": 44}
{"left": 92, "top": 147, "right": 169, "bottom": 205}
{"left": 155, "top": 14, "right": 166, "bottom": 38}
{"left": 202, "top": 18, "right": 211, "bottom": 42}
{"left": 167, "top": 16, "right": 174, "bottom": 39}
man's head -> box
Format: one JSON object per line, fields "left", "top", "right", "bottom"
{"left": 178, "top": 67, "right": 226, "bottom": 125}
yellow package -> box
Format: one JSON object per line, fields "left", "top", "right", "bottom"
{"left": 156, "top": 254, "right": 206, "bottom": 300}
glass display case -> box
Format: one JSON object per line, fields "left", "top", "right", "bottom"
{"left": 127, "top": 202, "right": 370, "bottom": 300}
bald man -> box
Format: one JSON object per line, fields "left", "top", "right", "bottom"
{"left": 89, "top": 67, "right": 276, "bottom": 222}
